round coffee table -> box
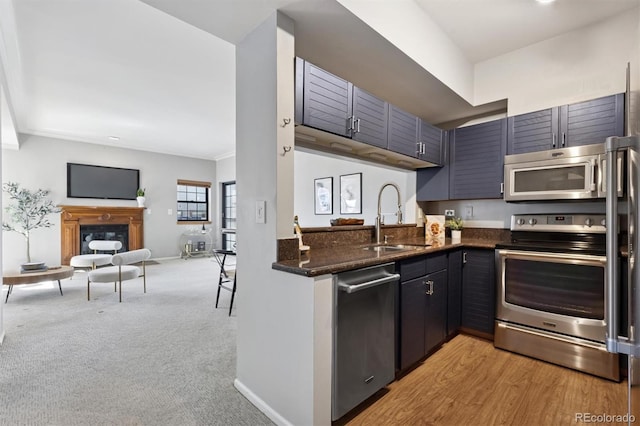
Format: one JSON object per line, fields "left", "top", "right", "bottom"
{"left": 3, "top": 265, "right": 74, "bottom": 303}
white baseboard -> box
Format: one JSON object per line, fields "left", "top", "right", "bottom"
{"left": 234, "top": 378, "right": 293, "bottom": 426}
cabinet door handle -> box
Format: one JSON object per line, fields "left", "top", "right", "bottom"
{"left": 425, "top": 280, "right": 434, "bottom": 295}
{"left": 416, "top": 142, "right": 422, "bottom": 155}
{"left": 463, "top": 252, "right": 467, "bottom": 264}
{"left": 500, "top": 182, "right": 504, "bottom": 194}
{"left": 347, "top": 116, "right": 355, "bottom": 133}
{"left": 562, "top": 132, "right": 566, "bottom": 147}
{"left": 421, "top": 142, "right": 426, "bottom": 155}
{"left": 355, "top": 118, "right": 361, "bottom": 133}
{"left": 552, "top": 133, "right": 556, "bottom": 148}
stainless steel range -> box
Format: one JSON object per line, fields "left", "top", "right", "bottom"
{"left": 494, "top": 213, "right": 620, "bottom": 381}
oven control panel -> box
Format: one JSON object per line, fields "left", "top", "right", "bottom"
{"left": 510, "top": 214, "right": 607, "bottom": 233}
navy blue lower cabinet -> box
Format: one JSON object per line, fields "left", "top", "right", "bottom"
{"left": 461, "top": 249, "right": 496, "bottom": 336}
{"left": 423, "top": 269, "right": 448, "bottom": 354}
{"left": 398, "top": 254, "right": 448, "bottom": 372}
{"left": 400, "top": 276, "right": 427, "bottom": 370}
{"left": 447, "top": 250, "right": 463, "bottom": 336}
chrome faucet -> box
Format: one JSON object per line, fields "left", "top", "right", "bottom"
{"left": 376, "top": 183, "right": 403, "bottom": 244}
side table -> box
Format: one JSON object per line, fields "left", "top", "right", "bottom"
{"left": 3, "top": 265, "right": 74, "bottom": 303}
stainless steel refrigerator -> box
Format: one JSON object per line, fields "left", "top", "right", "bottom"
{"left": 606, "top": 134, "right": 640, "bottom": 424}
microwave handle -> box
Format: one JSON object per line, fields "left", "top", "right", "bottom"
{"left": 590, "top": 158, "right": 597, "bottom": 192}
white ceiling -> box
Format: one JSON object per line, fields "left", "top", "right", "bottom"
{"left": 0, "top": 0, "right": 638, "bottom": 159}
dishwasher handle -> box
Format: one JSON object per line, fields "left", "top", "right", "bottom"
{"left": 337, "top": 273, "right": 400, "bottom": 294}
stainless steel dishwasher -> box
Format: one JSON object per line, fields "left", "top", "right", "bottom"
{"left": 332, "top": 262, "right": 399, "bottom": 421}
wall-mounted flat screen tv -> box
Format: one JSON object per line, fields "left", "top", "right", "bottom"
{"left": 67, "top": 163, "right": 139, "bottom": 200}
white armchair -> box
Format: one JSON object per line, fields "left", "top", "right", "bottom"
{"left": 87, "top": 248, "right": 151, "bottom": 302}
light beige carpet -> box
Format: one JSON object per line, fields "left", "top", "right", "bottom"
{"left": 0, "top": 256, "right": 271, "bottom": 426}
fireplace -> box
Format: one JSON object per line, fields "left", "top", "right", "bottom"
{"left": 60, "top": 206, "right": 144, "bottom": 265}
{"left": 80, "top": 224, "right": 129, "bottom": 254}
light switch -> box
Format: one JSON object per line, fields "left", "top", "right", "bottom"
{"left": 167, "top": 208, "right": 173, "bottom": 215}
{"left": 147, "top": 209, "right": 152, "bottom": 215}
{"left": 256, "top": 200, "right": 266, "bottom": 224}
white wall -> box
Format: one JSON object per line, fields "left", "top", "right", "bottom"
{"left": 235, "top": 12, "right": 331, "bottom": 426}
{"left": 294, "top": 148, "right": 417, "bottom": 227}
{"left": 475, "top": 9, "right": 640, "bottom": 116}
{"left": 1, "top": 134, "right": 216, "bottom": 268}
{"left": 0, "top": 83, "right": 4, "bottom": 343}
{"left": 337, "top": 0, "right": 474, "bottom": 103}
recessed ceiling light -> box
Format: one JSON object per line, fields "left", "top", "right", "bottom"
{"left": 108, "top": 136, "right": 120, "bottom": 141}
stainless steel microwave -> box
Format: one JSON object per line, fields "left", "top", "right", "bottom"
{"left": 504, "top": 143, "right": 623, "bottom": 201}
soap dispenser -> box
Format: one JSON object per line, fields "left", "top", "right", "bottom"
{"left": 294, "top": 215, "right": 310, "bottom": 253}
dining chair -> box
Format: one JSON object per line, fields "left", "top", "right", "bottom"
{"left": 214, "top": 249, "right": 236, "bottom": 316}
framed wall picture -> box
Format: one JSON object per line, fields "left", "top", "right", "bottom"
{"left": 314, "top": 177, "right": 333, "bottom": 215}
{"left": 340, "top": 173, "right": 362, "bottom": 214}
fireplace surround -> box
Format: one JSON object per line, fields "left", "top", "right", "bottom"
{"left": 60, "top": 206, "right": 144, "bottom": 265}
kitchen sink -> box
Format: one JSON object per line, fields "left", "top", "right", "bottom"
{"left": 362, "top": 244, "right": 429, "bottom": 252}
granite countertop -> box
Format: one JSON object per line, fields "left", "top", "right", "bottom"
{"left": 272, "top": 236, "right": 503, "bottom": 277}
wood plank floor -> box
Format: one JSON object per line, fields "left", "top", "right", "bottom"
{"left": 343, "top": 334, "right": 627, "bottom": 426}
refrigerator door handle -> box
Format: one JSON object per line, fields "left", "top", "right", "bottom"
{"left": 605, "top": 135, "right": 640, "bottom": 355}
{"left": 605, "top": 137, "right": 620, "bottom": 353}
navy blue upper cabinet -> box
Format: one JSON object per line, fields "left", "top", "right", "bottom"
{"left": 416, "top": 132, "right": 449, "bottom": 201}
{"left": 419, "top": 119, "right": 444, "bottom": 165}
{"left": 560, "top": 94, "right": 624, "bottom": 147}
{"left": 352, "top": 87, "right": 388, "bottom": 148}
{"left": 507, "top": 108, "right": 558, "bottom": 154}
{"left": 450, "top": 118, "right": 507, "bottom": 200}
{"left": 387, "top": 104, "right": 419, "bottom": 157}
{"left": 387, "top": 106, "right": 444, "bottom": 164}
{"left": 507, "top": 93, "right": 624, "bottom": 154}
{"left": 296, "top": 58, "right": 353, "bottom": 137}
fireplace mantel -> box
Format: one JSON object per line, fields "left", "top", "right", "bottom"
{"left": 59, "top": 205, "right": 144, "bottom": 265}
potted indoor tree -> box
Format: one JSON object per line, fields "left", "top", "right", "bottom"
{"left": 136, "top": 188, "right": 146, "bottom": 207}
{"left": 448, "top": 217, "right": 464, "bottom": 243}
{"left": 2, "top": 182, "right": 59, "bottom": 265}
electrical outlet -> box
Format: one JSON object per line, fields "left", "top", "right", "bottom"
{"left": 445, "top": 209, "right": 455, "bottom": 217}
{"left": 465, "top": 205, "right": 473, "bottom": 218}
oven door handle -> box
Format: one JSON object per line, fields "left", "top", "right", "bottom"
{"left": 497, "top": 249, "right": 606, "bottom": 265}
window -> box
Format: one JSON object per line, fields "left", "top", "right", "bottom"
{"left": 177, "top": 180, "right": 211, "bottom": 223}
{"left": 221, "top": 181, "right": 236, "bottom": 251}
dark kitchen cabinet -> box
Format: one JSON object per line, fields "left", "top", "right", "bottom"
{"left": 461, "top": 249, "right": 496, "bottom": 336}
{"left": 352, "top": 87, "right": 388, "bottom": 148}
{"left": 296, "top": 57, "right": 446, "bottom": 169}
{"left": 295, "top": 58, "right": 388, "bottom": 148}
{"left": 398, "top": 253, "right": 448, "bottom": 371}
{"left": 387, "top": 104, "right": 419, "bottom": 157}
{"left": 419, "top": 119, "right": 445, "bottom": 165}
{"left": 423, "top": 269, "right": 448, "bottom": 354}
{"left": 388, "top": 106, "right": 444, "bottom": 165}
{"left": 295, "top": 58, "right": 353, "bottom": 138}
{"left": 416, "top": 132, "right": 450, "bottom": 201}
{"left": 417, "top": 118, "right": 507, "bottom": 201}
{"left": 507, "top": 93, "right": 624, "bottom": 155}
{"left": 450, "top": 118, "right": 507, "bottom": 200}
{"left": 447, "top": 249, "right": 462, "bottom": 336}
